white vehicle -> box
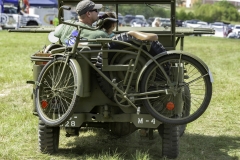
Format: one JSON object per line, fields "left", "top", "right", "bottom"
{"left": 29, "top": 7, "right": 74, "bottom": 26}
{"left": 182, "top": 19, "right": 202, "bottom": 28}
{"left": 130, "top": 19, "right": 149, "bottom": 27}
{"left": 135, "top": 15, "right": 146, "bottom": 21}
{"left": 196, "top": 21, "right": 209, "bottom": 28}
{"left": 130, "top": 15, "right": 149, "bottom": 27}
{"left": 232, "top": 25, "right": 240, "bottom": 35}
{"left": 227, "top": 31, "right": 240, "bottom": 39}
{"left": 160, "top": 18, "right": 171, "bottom": 27}
{"left": 1, "top": 4, "right": 41, "bottom": 29}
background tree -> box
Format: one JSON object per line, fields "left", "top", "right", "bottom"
{"left": 177, "top": 9, "right": 188, "bottom": 20}
{"left": 194, "top": 0, "right": 240, "bottom": 22}
{"left": 176, "top": 0, "right": 186, "bottom": 6}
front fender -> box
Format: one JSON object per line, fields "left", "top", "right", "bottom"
{"left": 43, "top": 44, "right": 63, "bottom": 53}
{"left": 49, "top": 55, "right": 83, "bottom": 97}
{"left": 136, "top": 50, "right": 213, "bottom": 91}
{"left": 50, "top": 47, "right": 91, "bottom": 97}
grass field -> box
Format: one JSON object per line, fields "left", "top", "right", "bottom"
{"left": 0, "top": 30, "right": 239, "bottom": 160}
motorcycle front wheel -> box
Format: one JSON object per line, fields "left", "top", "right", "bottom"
{"left": 36, "top": 57, "right": 78, "bottom": 126}
{"left": 140, "top": 54, "right": 212, "bottom": 125}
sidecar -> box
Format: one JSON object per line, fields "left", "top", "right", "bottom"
{"left": 10, "top": 0, "right": 214, "bottom": 159}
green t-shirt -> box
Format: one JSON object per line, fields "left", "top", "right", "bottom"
{"left": 53, "top": 17, "right": 59, "bottom": 26}
{"left": 54, "top": 20, "right": 109, "bottom": 45}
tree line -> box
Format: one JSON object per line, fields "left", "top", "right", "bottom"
{"left": 176, "top": 0, "right": 240, "bottom": 22}
{"left": 105, "top": 1, "right": 239, "bottom": 23}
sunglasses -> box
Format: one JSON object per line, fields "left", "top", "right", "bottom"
{"left": 89, "top": 9, "right": 99, "bottom": 13}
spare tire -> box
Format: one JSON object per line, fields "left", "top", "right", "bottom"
{"left": 96, "top": 32, "right": 166, "bottom": 101}
{"left": 109, "top": 32, "right": 166, "bottom": 57}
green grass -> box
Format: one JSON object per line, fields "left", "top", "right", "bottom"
{"left": 0, "top": 30, "right": 240, "bottom": 160}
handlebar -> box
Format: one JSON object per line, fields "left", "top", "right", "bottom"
{"left": 58, "top": 6, "right": 71, "bottom": 24}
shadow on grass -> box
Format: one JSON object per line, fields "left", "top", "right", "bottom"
{"left": 54, "top": 128, "right": 239, "bottom": 160}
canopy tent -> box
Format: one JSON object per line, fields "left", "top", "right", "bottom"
{"left": 29, "top": 0, "right": 58, "bottom": 8}
{"left": 3, "top": 0, "right": 18, "bottom": 5}
{"left": 3, "top": 0, "right": 58, "bottom": 7}
{"left": 0, "top": 0, "right": 3, "bottom": 12}
{"left": 3, "top": 0, "right": 30, "bottom": 13}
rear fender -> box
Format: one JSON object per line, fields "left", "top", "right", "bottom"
{"left": 50, "top": 47, "right": 90, "bottom": 97}
{"left": 136, "top": 50, "right": 213, "bottom": 91}
{"left": 70, "top": 58, "right": 83, "bottom": 97}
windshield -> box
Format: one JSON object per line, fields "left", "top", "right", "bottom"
{"left": 98, "top": 4, "right": 171, "bottom": 29}
{"left": 60, "top": 1, "right": 175, "bottom": 49}
{"left": 3, "top": 6, "right": 18, "bottom": 14}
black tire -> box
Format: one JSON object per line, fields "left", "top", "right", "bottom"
{"left": 109, "top": 33, "right": 166, "bottom": 57}
{"left": 27, "top": 21, "right": 38, "bottom": 26}
{"left": 36, "top": 57, "right": 78, "bottom": 126}
{"left": 96, "top": 32, "right": 166, "bottom": 101}
{"left": 38, "top": 119, "right": 60, "bottom": 154}
{"left": 96, "top": 48, "right": 147, "bottom": 102}
{"left": 95, "top": 57, "right": 115, "bottom": 101}
{"left": 106, "top": 122, "right": 137, "bottom": 137}
{"left": 162, "top": 124, "right": 179, "bottom": 159}
{"left": 140, "top": 54, "right": 212, "bottom": 125}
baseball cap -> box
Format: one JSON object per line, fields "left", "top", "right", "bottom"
{"left": 76, "top": 0, "right": 102, "bottom": 16}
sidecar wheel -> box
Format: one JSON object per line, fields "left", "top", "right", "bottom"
{"left": 140, "top": 54, "right": 212, "bottom": 125}
{"left": 36, "top": 57, "right": 78, "bottom": 126}
{"left": 96, "top": 32, "right": 166, "bottom": 101}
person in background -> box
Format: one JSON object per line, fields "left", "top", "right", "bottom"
{"left": 98, "top": 12, "right": 118, "bottom": 38}
{"left": 53, "top": 15, "right": 59, "bottom": 26}
{"left": 54, "top": 0, "right": 109, "bottom": 45}
{"left": 152, "top": 18, "right": 161, "bottom": 27}
{"left": 19, "top": 0, "right": 30, "bottom": 14}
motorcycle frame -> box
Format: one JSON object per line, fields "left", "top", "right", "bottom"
{"left": 53, "top": 20, "right": 184, "bottom": 115}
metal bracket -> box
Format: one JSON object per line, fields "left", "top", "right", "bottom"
{"left": 26, "top": 81, "right": 41, "bottom": 86}
{"left": 137, "top": 107, "right": 141, "bottom": 115}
